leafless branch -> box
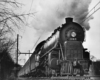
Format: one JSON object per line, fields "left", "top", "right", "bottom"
{"left": 0, "top": 0, "right": 36, "bottom": 53}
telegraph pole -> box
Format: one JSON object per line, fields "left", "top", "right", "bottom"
{"left": 15, "top": 34, "right": 19, "bottom": 78}
{"left": 17, "top": 34, "right": 19, "bottom": 65}
{"left": 29, "top": 50, "right": 31, "bottom": 72}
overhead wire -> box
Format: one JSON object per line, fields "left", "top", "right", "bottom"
{"left": 88, "top": 0, "right": 100, "bottom": 14}
{"left": 81, "top": 0, "right": 100, "bottom": 23}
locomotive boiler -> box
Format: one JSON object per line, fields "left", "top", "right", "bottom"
{"left": 18, "top": 18, "right": 91, "bottom": 77}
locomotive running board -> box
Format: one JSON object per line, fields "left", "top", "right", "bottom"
{"left": 17, "top": 76, "right": 100, "bottom": 80}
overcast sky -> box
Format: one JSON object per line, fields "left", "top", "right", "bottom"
{"left": 15, "top": 0, "right": 100, "bottom": 65}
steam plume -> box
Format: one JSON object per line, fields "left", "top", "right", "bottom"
{"left": 29, "top": 0, "right": 92, "bottom": 32}
{"left": 16, "top": 0, "right": 92, "bottom": 53}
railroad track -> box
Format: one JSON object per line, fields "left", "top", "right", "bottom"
{"left": 17, "top": 76, "right": 100, "bottom": 80}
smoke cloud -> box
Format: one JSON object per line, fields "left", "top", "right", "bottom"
{"left": 17, "top": 0, "right": 92, "bottom": 53}
{"left": 29, "top": 0, "right": 92, "bottom": 32}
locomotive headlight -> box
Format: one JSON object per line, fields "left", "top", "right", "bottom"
{"left": 71, "top": 32, "right": 76, "bottom": 37}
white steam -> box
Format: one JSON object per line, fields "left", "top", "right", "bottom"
{"left": 17, "top": 0, "right": 92, "bottom": 53}
{"left": 29, "top": 0, "right": 92, "bottom": 32}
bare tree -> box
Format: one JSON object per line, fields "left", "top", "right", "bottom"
{"left": 0, "top": 0, "right": 33, "bottom": 52}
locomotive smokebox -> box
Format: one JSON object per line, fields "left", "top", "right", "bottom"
{"left": 65, "top": 17, "right": 73, "bottom": 23}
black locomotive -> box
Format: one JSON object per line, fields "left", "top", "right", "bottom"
{"left": 18, "top": 18, "right": 91, "bottom": 77}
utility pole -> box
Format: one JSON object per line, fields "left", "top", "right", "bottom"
{"left": 15, "top": 34, "right": 19, "bottom": 78}
{"left": 29, "top": 50, "right": 31, "bottom": 72}
{"left": 17, "top": 34, "right": 19, "bottom": 65}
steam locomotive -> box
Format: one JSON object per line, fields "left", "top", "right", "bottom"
{"left": 18, "top": 18, "right": 91, "bottom": 77}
